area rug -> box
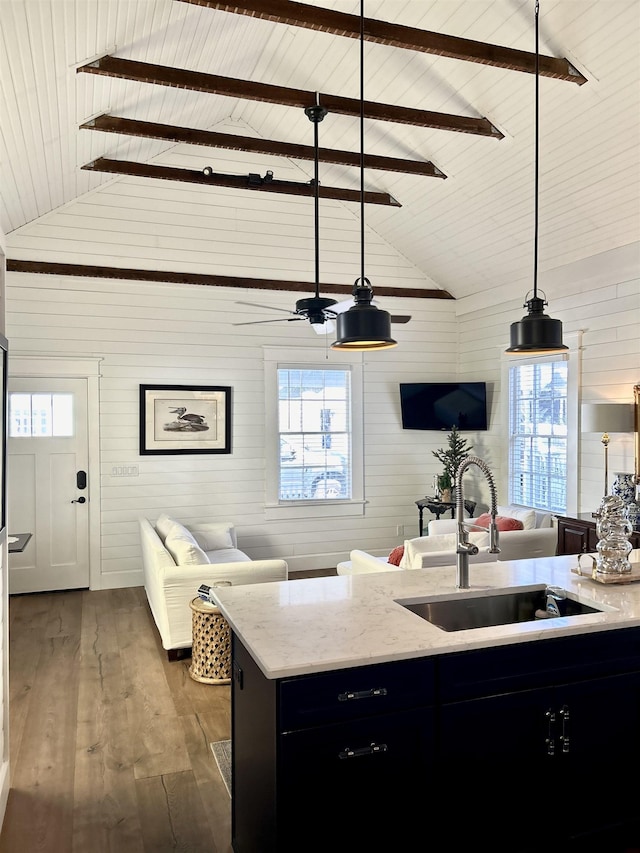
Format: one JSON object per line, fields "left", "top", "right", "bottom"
{"left": 210, "top": 739, "right": 232, "bottom": 797}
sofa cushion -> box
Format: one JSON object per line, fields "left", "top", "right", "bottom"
{"left": 156, "top": 512, "right": 181, "bottom": 542}
{"left": 476, "top": 513, "right": 524, "bottom": 532}
{"left": 164, "top": 525, "right": 210, "bottom": 566}
{"left": 497, "top": 505, "right": 536, "bottom": 530}
{"left": 190, "top": 525, "right": 234, "bottom": 552}
{"left": 402, "top": 533, "right": 458, "bottom": 568}
{"left": 207, "top": 547, "right": 251, "bottom": 565}
{"left": 400, "top": 532, "right": 488, "bottom": 570}
{"left": 388, "top": 545, "right": 405, "bottom": 566}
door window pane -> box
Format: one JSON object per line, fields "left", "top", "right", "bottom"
{"left": 9, "top": 393, "right": 74, "bottom": 437}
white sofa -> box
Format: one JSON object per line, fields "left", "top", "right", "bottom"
{"left": 140, "top": 513, "right": 288, "bottom": 658}
{"left": 338, "top": 506, "right": 557, "bottom": 576}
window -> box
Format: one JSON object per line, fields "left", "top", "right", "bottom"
{"left": 508, "top": 359, "right": 568, "bottom": 513}
{"left": 9, "top": 393, "right": 74, "bottom": 437}
{"left": 264, "top": 346, "right": 364, "bottom": 519}
{"left": 278, "top": 368, "right": 351, "bottom": 500}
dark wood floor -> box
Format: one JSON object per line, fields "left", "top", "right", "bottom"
{"left": 0, "top": 569, "right": 336, "bottom": 852}
{"left": 0, "top": 586, "right": 233, "bottom": 853}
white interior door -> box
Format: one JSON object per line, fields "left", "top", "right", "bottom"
{"left": 7, "top": 377, "right": 90, "bottom": 593}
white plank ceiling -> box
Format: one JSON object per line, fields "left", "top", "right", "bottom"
{"left": 1, "top": 0, "right": 639, "bottom": 302}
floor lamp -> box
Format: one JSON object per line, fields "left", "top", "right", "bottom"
{"left": 582, "top": 402, "right": 634, "bottom": 497}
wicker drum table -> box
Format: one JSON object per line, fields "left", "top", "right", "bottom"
{"left": 189, "top": 596, "right": 232, "bottom": 685}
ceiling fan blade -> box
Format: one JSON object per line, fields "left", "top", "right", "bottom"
{"left": 235, "top": 300, "right": 297, "bottom": 316}
{"left": 391, "top": 315, "right": 412, "bottom": 324}
{"left": 233, "top": 317, "right": 304, "bottom": 326}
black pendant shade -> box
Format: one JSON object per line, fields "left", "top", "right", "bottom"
{"left": 506, "top": 294, "right": 568, "bottom": 354}
{"left": 334, "top": 278, "right": 397, "bottom": 350}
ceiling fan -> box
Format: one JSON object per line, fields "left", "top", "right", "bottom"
{"left": 234, "top": 101, "right": 411, "bottom": 336}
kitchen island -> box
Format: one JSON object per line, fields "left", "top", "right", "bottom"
{"left": 213, "top": 553, "right": 640, "bottom": 852}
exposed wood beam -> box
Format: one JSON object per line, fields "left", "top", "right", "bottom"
{"left": 7, "top": 260, "right": 454, "bottom": 300}
{"left": 81, "top": 114, "right": 447, "bottom": 179}
{"left": 78, "top": 56, "right": 503, "bottom": 138}
{"left": 81, "top": 157, "right": 401, "bottom": 206}
{"left": 179, "top": 0, "right": 587, "bottom": 85}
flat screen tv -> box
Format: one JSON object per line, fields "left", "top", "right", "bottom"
{"left": 399, "top": 382, "right": 488, "bottom": 431}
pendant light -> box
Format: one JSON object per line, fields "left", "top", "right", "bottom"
{"left": 505, "top": 1, "right": 568, "bottom": 355}
{"left": 331, "top": 0, "right": 396, "bottom": 352}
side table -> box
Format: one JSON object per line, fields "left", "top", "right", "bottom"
{"left": 189, "top": 596, "right": 232, "bottom": 685}
{"left": 415, "top": 498, "right": 477, "bottom": 536}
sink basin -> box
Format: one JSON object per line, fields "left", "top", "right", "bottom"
{"left": 398, "top": 587, "right": 604, "bottom": 632}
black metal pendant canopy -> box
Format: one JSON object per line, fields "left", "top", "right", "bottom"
{"left": 506, "top": 1, "right": 567, "bottom": 355}
{"left": 331, "top": 0, "right": 396, "bottom": 352}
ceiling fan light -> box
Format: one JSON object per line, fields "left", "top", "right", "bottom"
{"left": 505, "top": 295, "right": 568, "bottom": 354}
{"left": 331, "top": 305, "right": 397, "bottom": 350}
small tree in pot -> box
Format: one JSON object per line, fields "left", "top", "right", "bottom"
{"left": 432, "top": 426, "right": 473, "bottom": 499}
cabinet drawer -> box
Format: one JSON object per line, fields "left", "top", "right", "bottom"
{"left": 279, "top": 657, "right": 435, "bottom": 731}
{"left": 277, "top": 708, "right": 433, "bottom": 852}
{"left": 439, "top": 627, "right": 640, "bottom": 702}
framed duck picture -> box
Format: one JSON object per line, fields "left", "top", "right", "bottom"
{"left": 139, "top": 384, "right": 232, "bottom": 455}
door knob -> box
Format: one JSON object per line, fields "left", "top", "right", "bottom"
{"left": 71, "top": 496, "right": 86, "bottom": 504}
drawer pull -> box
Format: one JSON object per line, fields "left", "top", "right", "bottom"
{"left": 337, "top": 687, "right": 388, "bottom": 702}
{"left": 339, "top": 742, "right": 388, "bottom": 760}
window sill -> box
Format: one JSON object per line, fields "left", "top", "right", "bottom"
{"left": 265, "top": 500, "right": 366, "bottom": 522}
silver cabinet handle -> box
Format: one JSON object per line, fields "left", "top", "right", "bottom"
{"left": 339, "top": 743, "right": 388, "bottom": 760}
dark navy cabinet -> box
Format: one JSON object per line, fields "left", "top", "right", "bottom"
{"left": 231, "top": 638, "right": 436, "bottom": 853}
{"left": 231, "top": 628, "right": 640, "bottom": 852}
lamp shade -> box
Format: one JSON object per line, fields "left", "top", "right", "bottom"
{"left": 331, "top": 304, "right": 397, "bottom": 351}
{"left": 505, "top": 297, "right": 569, "bottom": 354}
{"left": 582, "top": 403, "right": 634, "bottom": 434}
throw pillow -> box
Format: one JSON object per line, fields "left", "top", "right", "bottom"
{"left": 388, "top": 545, "right": 404, "bottom": 566}
{"left": 190, "top": 524, "right": 234, "bottom": 552}
{"left": 156, "top": 512, "right": 180, "bottom": 542}
{"left": 164, "top": 525, "right": 210, "bottom": 566}
{"left": 475, "top": 513, "right": 524, "bottom": 532}
{"left": 497, "top": 505, "right": 536, "bottom": 530}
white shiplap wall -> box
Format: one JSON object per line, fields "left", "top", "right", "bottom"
{"left": 5, "top": 273, "right": 459, "bottom": 582}
{"left": 7, "top": 242, "right": 638, "bottom": 586}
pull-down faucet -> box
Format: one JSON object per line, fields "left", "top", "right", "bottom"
{"left": 455, "top": 456, "right": 500, "bottom": 588}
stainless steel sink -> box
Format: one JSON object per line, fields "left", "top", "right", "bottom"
{"left": 398, "top": 587, "right": 604, "bottom": 632}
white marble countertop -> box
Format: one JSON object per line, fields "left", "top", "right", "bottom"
{"left": 212, "top": 551, "right": 640, "bottom": 679}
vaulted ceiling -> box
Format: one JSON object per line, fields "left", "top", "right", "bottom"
{"left": 1, "top": 0, "right": 639, "bottom": 304}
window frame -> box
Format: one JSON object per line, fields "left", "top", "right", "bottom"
{"left": 264, "top": 346, "right": 365, "bottom": 521}
{"left": 501, "top": 332, "right": 581, "bottom": 517}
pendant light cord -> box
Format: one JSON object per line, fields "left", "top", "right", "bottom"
{"left": 359, "top": 0, "right": 365, "bottom": 286}
{"left": 313, "top": 98, "right": 321, "bottom": 299}
{"left": 305, "top": 95, "right": 326, "bottom": 301}
{"left": 533, "top": 0, "right": 540, "bottom": 300}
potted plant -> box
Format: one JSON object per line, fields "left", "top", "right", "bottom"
{"left": 437, "top": 471, "right": 452, "bottom": 503}
{"left": 433, "top": 426, "right": 473, "bottom": 500}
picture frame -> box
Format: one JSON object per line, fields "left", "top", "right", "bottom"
{"left": 140, "top": 384, "right": 232, "bottom": 455}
